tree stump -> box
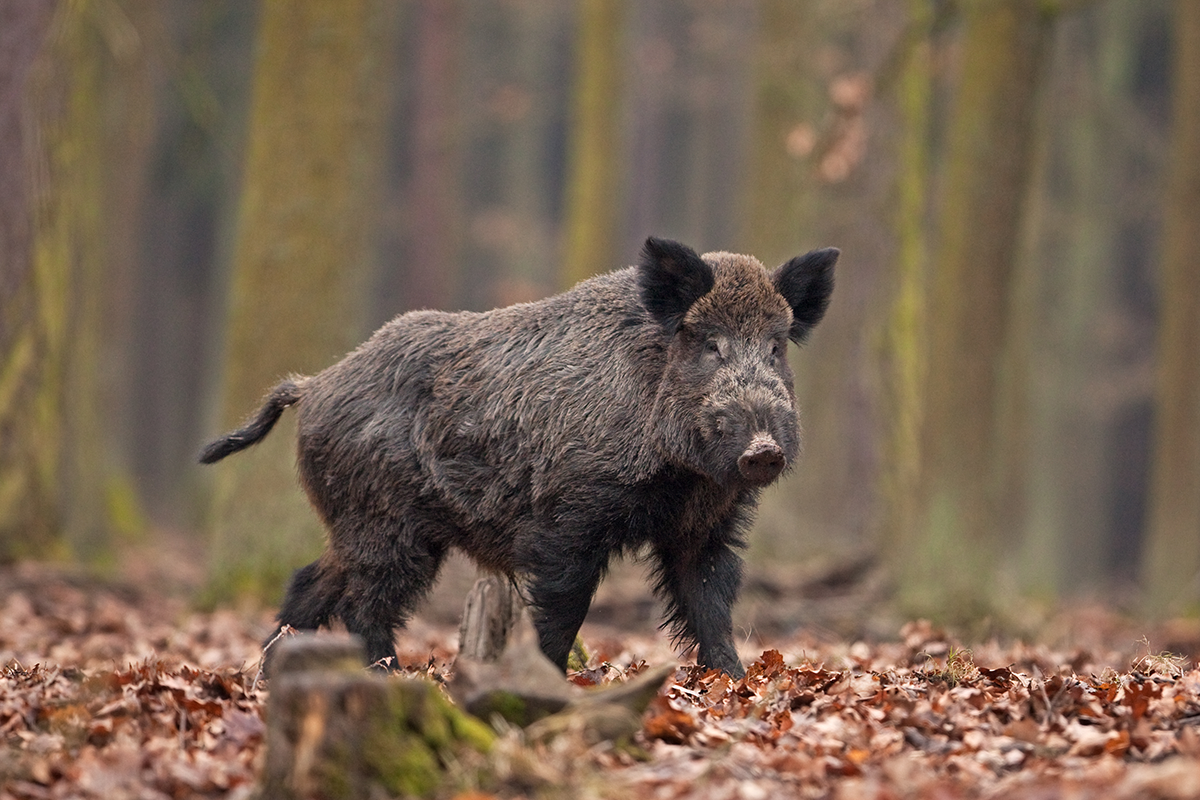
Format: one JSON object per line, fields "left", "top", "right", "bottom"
{"left": 457, "top": 572, "right": 593, "bottom": 678}
{"left": 457, "top": 573, "right": 524, "bottom": 662}
{"left": 261, "top": 634, "right": 493, "bottom": 800}
{"left": 451, "top": 605, "right": 578, "bottom": 726}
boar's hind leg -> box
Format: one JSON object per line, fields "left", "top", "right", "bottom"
{"left": 653, "top": 541, "right": 746, "bottom": 679}
{"left": 525, "top": 551, "right": 607, "bottom": 671}
{"left": 335, "top": 540, "right": 449, "bottom": 669}
{"left": 261, "top": 558, "right": 346, "bottom": 670}
{"left": 275, "top": 558, "right": 344, "bottom": 632}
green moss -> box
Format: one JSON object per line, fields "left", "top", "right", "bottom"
{"left": 448, "top": 709, "right": 496, "bottom": 754}
{"left": 318, "top": 740, "right": 355, "bottom": 799}
{"left": 407, "top": 686, "right": 453, "bottom": 750}
{"left": 402, "top": 681, "right": 494, "bottom": 754}
{"left": 358, "top": 679, "right": 496, "bottom": 798}
{"left": 367, "top": 730, "right": 441, "bottom": 799}
{"left": 472, "top": 691, "right": 528, "bottom": 727}
{"left": 566, "top": 636, "right": 590, "bottom": 672}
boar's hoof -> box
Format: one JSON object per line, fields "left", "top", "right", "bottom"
{"left": 738, "top": 434, "right": 786, "bottom": 485}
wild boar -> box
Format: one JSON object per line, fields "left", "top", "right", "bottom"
{"left": 200, "top": 237, "right": 837, "bottom": 678}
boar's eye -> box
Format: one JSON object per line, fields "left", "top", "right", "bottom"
{"left": 703, "top": 339, "right": 722, "bottom": 357}
{"left": 769, "top": 340, "right": 783, "bottom": 362}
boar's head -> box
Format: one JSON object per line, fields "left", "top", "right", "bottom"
{"left": 639, "top": 237, "right": 837, "bottom": 489}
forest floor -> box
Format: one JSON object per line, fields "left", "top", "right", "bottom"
{"left": 3, "top": 542, "right": 1200, "bottom": 799}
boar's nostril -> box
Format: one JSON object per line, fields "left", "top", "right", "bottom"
{"left": 737, "top": 434, "right": 786, "bottom": 484}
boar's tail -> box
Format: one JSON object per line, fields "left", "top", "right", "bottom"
{"left": 198, "top": 377, "right": 306, "bottom": 464}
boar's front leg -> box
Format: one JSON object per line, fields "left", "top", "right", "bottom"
{"left": 653, "top": 538, "right": 746, "bottom": 679}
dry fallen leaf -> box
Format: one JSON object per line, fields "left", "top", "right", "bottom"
{"left": 6, "top": 564, "right": 1200, "bottom": 799}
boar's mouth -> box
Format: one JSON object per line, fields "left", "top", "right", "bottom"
{"left": 737, "top": 432, "right": 787, "bottom": 485}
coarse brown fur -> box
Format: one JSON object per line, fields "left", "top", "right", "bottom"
{"left": 201, "top": 237, "right": 837, "bottom": 677}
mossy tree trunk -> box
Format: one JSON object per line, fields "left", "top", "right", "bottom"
{"left": 879, "top": 0, "right": 934, "bottom": 591}
{"left": 0, "top": 0, "right": 58, "bottom": 561}
{"left": 1, "top": 0, "right": 151, "bottom": 563}
{"left": 903, "top": 0, "right": 1054, "bottom": 619}
{"left": 206, "top": 0, "right": 396, "bottom": 603}
{"left": 1141, "top": 0, "right": 1200, "bottom": 616}
{"left": 561, "top": 0, "right": 625, "bottom": 287}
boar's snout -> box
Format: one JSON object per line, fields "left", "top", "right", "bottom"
{"left": 701, "top": 383, "right": 799, "bottom": 487}
{"left": 737, "top": 433, "right": 786, "bottom": 485}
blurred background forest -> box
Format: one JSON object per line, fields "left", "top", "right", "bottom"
{"left": 2, "top": 0, "right": 1199, "bottom": 638}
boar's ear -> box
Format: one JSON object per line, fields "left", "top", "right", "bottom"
{"left": 772, "top": 247, "right": 838, "bottom": 343}
{"left": 638, "top": 236, "right": 715, "bottom": 333}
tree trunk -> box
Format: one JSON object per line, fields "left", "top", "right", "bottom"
{"left": 0, "top": 0, "right": 148, "bottom": 563}
{"left": 407, "top": 0, "right": 462, "bottom": 311}
{"left": 740, "top": 0, "right": 822, "bottom": 265}
{"left": 561, "top": 0, "right": 625, "bottom": 287}
{"left": 1142, "top": 0, "right": 1200, "bottom": 615}
{"left": 206, "top": 0, "right": 396, "bottom": 603}
{"left": 451, "top": 0, "right": 567, "bottom": 309}
{"left": 0, "top": 0, "right": 57, "bottom": 561}
{"left": 903, "top": 0, "right": 1053, "bottom": 619}
{"left": 879, "top": 0, "right": 933, "bottom": 593}
{"left": 127, "top": 1, "right": 256, "bottom": 529}
{"left": 500, "top": 0, "right": 571, "bottom": 303}
{"left": 677, "top": 1, "right": 754, "bottom": 252}
{"left": 1017, "top": 3, "right": 1147, "bottom": 598}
